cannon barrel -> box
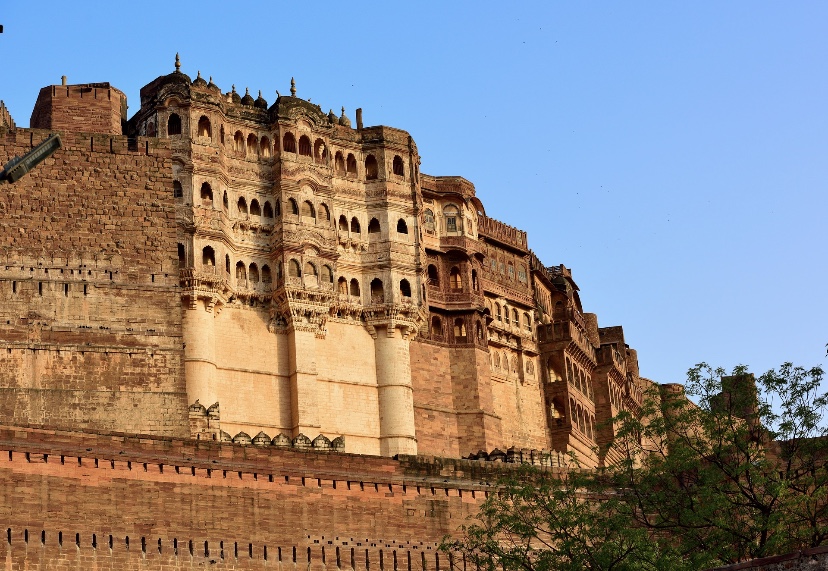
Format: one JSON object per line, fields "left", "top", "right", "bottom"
{"left": 0, "top": 133, "right": 62, "bottom": 184}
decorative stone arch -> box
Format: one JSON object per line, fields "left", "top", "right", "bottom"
{"left": 396, "top": 218, "right": 408, "bottom": 234}
{"left": 318, "top": 203, "right": 331, "bottom": 222}
{"left": 178, "top": 243, "right": 186, "bottom": 267}
{"left": 250, "top": 199, "right": 261, "bottom": 217}
{"left": 427, "top": 264, "right": 439, "bottom": 286}
{"left": 423, "top": 209, "right": 435, "bottom": 234}
{"left": 453, "top": 318, "right": 467, "bottom": 339}
{"left": 321, "top": 265, "right": 333, "bottom": 284}
{"left": 314, "top": 138, "right": 327, "bottom": 164}
{"left": 350, "top": 217, "right": 361, "bottom": 234}
{"left": 249, "top": 263, "right": 260, "bottom": 283}
{"left": 233, "top": 130, "right": 244, "bottom": 153}
{"left": 368, "top": 217, "right": 381, "bottom": 234}
{"left": 399, "top": 279, "right": 411, "bottom": 298}
{"left": 201, "top": 246, "right": 215, "bottom": 267}
{"left": 237, "top": 196, "right": 248, "bottom": 216}
{"left": 197, "top": 116, "right": 211, "bottom": 138}
{"left": 430, "top": 315, "right": 442, "bottom": 336}
{"left": 261, "top": 264, "right": 272, "bottom": 283}
{"left": 288, "top": 259, "right": 301, "bottom": 278}
{"left": 346, "top": 153, "right": 357, "bottom": 175}
{"left": 260, "top": 136, "right": 271, "bottom": 158}
{"left": 247, "top": 134, "right": 259, "bottom": 158}
{"left": 370, "top": 278, "right": 384, "bottom": 304}
{"left": 288, "top": 198, "right": 299, "bottom": 215}
{"left": 301, "top": 200, "right": 316, "bottom": 220}
{"left": 200, "top": 182, "right": 213, "bottom": 206}
{"left": 263, "top": 201, "right": 274, "bottom": 218}
{"left": 365, "top": 154, "right": 378, "bottom": 180}
{"left": 349, "top": 278, "right": 360, "bottom": 297}
{"left": 334, "top": 151, "right": 345, "bottom": 173}
{"left": 235, "top": 261, "right": 247, "bottom": 281}
{"left": 173, "top": 180, "right": 183, "bottom": 199}
{"left": 283, "top": 132, "right": 296, "bottom": 153}
{"left": 337, "top": 276, "right": 347, "bottom": 294}
{"left": 338, "top": 215, "right": 348, "bottom": 232}
{"left": 167, "top": 113, "right": 182, "bottom": 136}
{"left": 298, "top": 135, "right": 312, "bottom": 156}
{"left": 449, "top": 266, "right": 462, "bottom": 290}
{"left": 392, "top": 155, "right": 404, "bottom": 176}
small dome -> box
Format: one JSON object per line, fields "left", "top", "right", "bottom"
{"left": 188, "top": 400, "right": 207, "bottom": 414}
{"left": 207, "top": 76, "right": 220, "bottom": 93}
{"left": 192, "top": 70, "right": 207, "bottom": 88}
{"left": 232, "top": 431, "right": 252, "bottom": 445}
{"left": 254, "top": 90, "right": 268, "bottom": 109}
{"left": 252, "top": 431, "right": 272, "bottom": 446}
{"left": 230, "top": 85, "right": 241, "bottom": 104}
{"left": 271, "top": 433, "right": 291, "bottom": 447}
{"left": 328, "top": 109, "right": 337, "bottom": 124}
{"left": 338, "top": 106, "right": 351, "bottom": 127}
{"left": 241, "top": 87, "right": 255, "bottom": 106}
{"left": 220, "top": 430, "right": 233, "bottom": 442}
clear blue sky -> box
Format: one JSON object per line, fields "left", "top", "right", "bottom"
{"left": 1, "top": 2, "right": 825, "bottom": 385}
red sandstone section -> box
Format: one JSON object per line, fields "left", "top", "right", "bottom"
{"left": 0, "top": 425, "right": 495, "bottom": 570}
{"left": 30, "top": 83, "right": 126, "bottom": 135}
{"left": 0, "top": 129, "right": 188, "bottom": 437}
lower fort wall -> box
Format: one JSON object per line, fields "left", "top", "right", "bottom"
{"left": 0, "top": 425, "right": 499, "bottom": 570}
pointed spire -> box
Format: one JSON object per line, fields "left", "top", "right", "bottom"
{"left": 175, "top": 53, "right": 181, "bottom": 72}
{"left": 197, "top": 70, "right": 202, "bottom": 79}
{"left": 232, "top": 84, "right": 236, "bottom": 93}
{"left": 290, "top": 77, "right": 296, "bottom": 97}
{"left": 258, "top": 90, "right": 262, "bottom": 98}
{"left": 245, "top": 87, "right": 250, "bottom": 95}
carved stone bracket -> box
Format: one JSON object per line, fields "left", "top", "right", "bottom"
{"left": 362, "top": 302, "right": 424, "bottom": 340}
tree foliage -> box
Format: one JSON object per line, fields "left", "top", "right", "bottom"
{"left": 444, "top": 362, "right": 827, "bottom": 569}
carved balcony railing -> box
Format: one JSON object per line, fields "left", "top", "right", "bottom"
{"left": 538, "top": 320, "right": 596, "bottom": 362}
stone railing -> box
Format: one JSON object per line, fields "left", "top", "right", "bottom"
{"left": 464, "top": 447, "right": 569, "bottom": 468}
{"left": 478, "top": 215, "right": 528, "bottom": 250}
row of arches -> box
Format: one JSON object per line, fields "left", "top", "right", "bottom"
{"left": 426, "top": 265, "right": 479, "bottom": 292}
{"left": 570, "top": 398, "right": 596, "bottom": 441}
{"left": 336, "top": 277, "right": 413, "bottom": 301}
{"left": 565, "top": 356, "right": 594, "bottom": 401}
{"left": 492, "top": 302, "right": 532, "bottom": 332}
{"left": 423, "top": 205, "right": 462, "bottom": 235}
{"left": 168, "top": 114, "right": 408, "bottom": 180}
{"left": 609, "top": 380, "right": 624, "bottom": 411}
{"left": 429, "top": 315, "right": 485, "bottom": 343}
{"left": 338, "top": 215, "right": 408, "bottom": 236}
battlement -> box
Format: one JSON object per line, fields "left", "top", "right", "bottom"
{"left": 0, "top": 101, "right": 14, "bottom": 130}
{"left": 30, "top": 81, "right": 127, "bottom": 135}
{"left": 478, "top": 215, "right": 528, "bottom": 251}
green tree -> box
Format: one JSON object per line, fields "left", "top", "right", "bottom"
{"left": 612, "top": 362, "right": 827, "bottom": 565}
{"left": 443, "top": 463, "right": 697, "bottom": 571}
{"left": 444, "top": 361, "right": 827, "bottom": 569}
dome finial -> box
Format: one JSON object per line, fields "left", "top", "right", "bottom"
{"left": 175, "top": 53, "right": 181, "bottom": 72}
{"left": 245, "top": 87, "right": 250, "bottom": 95}
{"left": 197, "top": 70, "right": 202, "bottom": 79}
{"left": 290, "top": 77, "right": 296, "bottom": 97}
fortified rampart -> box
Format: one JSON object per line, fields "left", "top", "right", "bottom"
{"left": 0, "top": 58, "right": 679, "bottom": 570}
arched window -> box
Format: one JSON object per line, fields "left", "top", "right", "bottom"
{"left": 249, "top": 263, "right": 259, "bottom": 283}
{"left": 370, "top": 278, "right": 384, "bottom": 304}
{"left": 200, "top": 183, "right": 213, "bottom": 206}
{"left": 423, "top": 209, "right": 435, "bottom": 234}
{"left": 234, "top": 131, "right": 244, "bottom": 153}
{"left": 304, "top": 262, "right": 317, "bottom": 279}
{"left": 335, "top": 151, "right": 345, "bottom": 173}
{"left": 202, "top": 246, "right": 215, "bottom": 267}
{"left": 178, "top": 243, "right": 186, "bottom": 267}
{"left": 197, "top": 116, "right": 211, "bottom": 138}
{"left": 346, "top": 153, "right": 357, "bottom": 174}
{"left": 365, "top": 155, "right": 378, "bottom": 180}
{"left": 173, "top": 180, "right": 183, "bottom": 199}
{"left": 392, "top": 155, "right": 404, "bottom": 176}
{"left": 443, "top": 205, "right": 460, "bottom": 233}
{"left": 524, "top": 312, "right": 531, "bottom": 331}
{"left": 260, "top": 137, "right": 271, "bottom": 158}
{"left": 399, "top": 279, "right": 411, "bottom": 298}
{"left": 283, "top": 132, "right": 296, "bottom": 153}
{"left": 337, "top": 277, "right": 347, "bottom": 294}
{"left": 454, "top": 318, "right": 467, "bottom": 339}
{"left": 250, "top": 199, "right": 261, "bottom": 216}
{"left": 321, "top": 265, "right": 333, "bottom": 284}
{"left": 350, "top": 217, "right": 361, "bottom": 234}
{"left": 263, "top": 202, "right": 273, "bottom": 218}
{"left": 471, "top": 269, "right": 478, "bottom": 291}
{"left": 247, "top": 134, "right": 258, "bottom": 158}
{"left": 319, "top": 203, "right": 330, "bottom": 222}
{"left": 220, "top": 125, "right": 225, "bottom": 145}
{"left": 288, "top": 198, "right": 299, "bottom": 215}
{"left": 449, "top": 267, "right": 462, "bottom": 290}
{"left": 225, "top": 254, "right": 230, "bottom": 274}
{"left": 396, "top": 219, "right": 408, "bottom": 234}
{"left": 508, "top": 263, "right": 515, "bottom": 280}
{"left": 301, "top": 200, "right": 315, "bottom": 219}
{"left": 298, "top": 135, "right": 312, "bottom": 156}
{"left": 167, "top": 113, "right": 181, "bottom": 136}
{"left": 237, "top": 197, "right": 248, "bottom": 216}
{"left": 314, "top": 139, "right": 327, "bottom": 164}
{"left": 431, "top": 316, "right": 442, "bottom": 335}
{"left": 262, "top": 265, "right": 272, "bottom": 283}
{"left": 288, "top": 259, "right": 301, "bottom": 278}
{"left": 235, "top": 261, "right": 247, "bottom": 281}
{"left": 518, "top": 265, "right": 527, "bottom": 283}
{"left": 338, "top": 215, "right": 348, "bottom": 232}
{"left": 349, "top": 278, "right": 360, "bottom": 297}
{"left": 274, "top": 200, "right": 281, "bottom": 216}
{"left": 368, "top": 218, "right": 381, "bottom": 234}
{"left": 512, "top": 308, "right": 519, "bottom": 326}
{"left": 554, "top": 301, "right": 565, "bottom": 320}
{"left": 495, "top": 304, "right": 502, "bottom": 322}
{"left": 222, "top": 191, "right": 228, "bottom": 210}
{"left": 476, "top": 321, "right": 484, "bottom": 342}
{"left": 427, "top": 264, "right": 439, "bottom": 286}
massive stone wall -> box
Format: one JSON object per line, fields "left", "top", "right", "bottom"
{"left": 0, "top": 129, "right": 189, "bottom": 436}
{"left": 0, "top": 424, "right": 496, "bottom": 570}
